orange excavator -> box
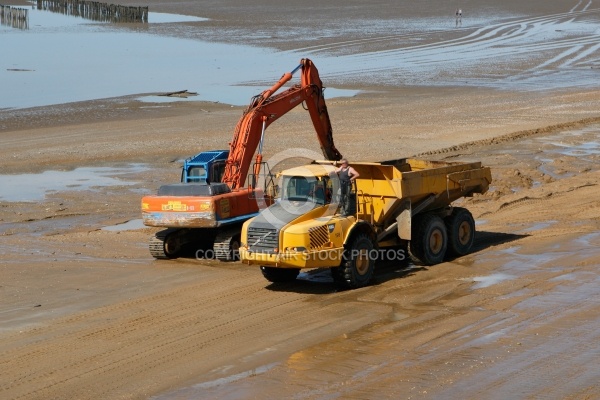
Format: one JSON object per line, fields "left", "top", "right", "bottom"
{"left": 141, "top": 58, "right": 343, "bottom": 260}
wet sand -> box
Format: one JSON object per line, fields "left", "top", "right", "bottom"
{"left": 1, "top": 1, "right": 600, "bottom": 399}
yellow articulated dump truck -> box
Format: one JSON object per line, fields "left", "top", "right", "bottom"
{"left": 238, "top": 158, "right": 491, "bottom": 289}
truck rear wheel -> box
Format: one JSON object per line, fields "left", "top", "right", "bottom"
{"left": 409, "top": 214, "right": 447, "bottom": 265}
{"left": 260, "top": 266, "right": 300, "bottom": 283}
{"left": 335, "top": 234, "right": 376, "bottom": 289}
{"left": 445, "top": 207, "right": 475, "bottom": 257}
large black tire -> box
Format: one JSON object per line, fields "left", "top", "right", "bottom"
{"left": 334, "top": 233, "right": 376, "bottom": 289}
{"left": 260, "top": 266, "right": 300, "bottom": 283}
{"left": 445, "top": 207, "right": 475, "bottom": 257}
{"left": 409, "top": 213, "right": 448, "bottom": 265}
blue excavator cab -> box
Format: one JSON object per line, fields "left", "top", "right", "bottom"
{"left": 181, "top": 150, "right": 229, "bottom": 184}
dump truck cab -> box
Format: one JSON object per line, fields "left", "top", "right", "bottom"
{"left": 240, "top": 162, "right": 382, "bottom": 286}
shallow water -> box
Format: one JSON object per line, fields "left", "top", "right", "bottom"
{"left": 0, "top": 164, "right": 146, "bottom": 202}
{"left": 470, "top": 273, "right": 514, "bottom": 289}
{"left": 1, "top": 4, "right": 600, "bottom": 109}
{"left": 476, "top": 124, "right": 600, "bottom": 183}
{"left": 102, "top": 218, "right": 145, "bottom": 231}
{"left": 0, "top": 4, "right": 358, "bottom": 109}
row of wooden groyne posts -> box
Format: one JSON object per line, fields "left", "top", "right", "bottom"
{"left": 0, "top": 4, "right": 29, "bottom": 29}
{"left": 1, "top": 0, "right": 148, "bottom": 29}
{"left": 36, "top": 0, "right": 148, "bottom": 23}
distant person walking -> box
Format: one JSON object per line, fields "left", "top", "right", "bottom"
{"left": 455, "top": 8, "right": 462, "bottom": 27}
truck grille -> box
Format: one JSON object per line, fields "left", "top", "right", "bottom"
{"left": 309, "top": 225, "right": 329, "bottom": 249}
{"left": 247, "top": 227, "right": 279, "bottom": 254}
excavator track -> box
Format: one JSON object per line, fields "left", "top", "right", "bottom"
{"left": 149, "top": 228, "right": 184, "bottom": 259}
{"left": 213, "top": 227, "right": 242, "bottom": 261}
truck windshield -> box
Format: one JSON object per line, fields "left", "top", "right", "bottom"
{"left": 282, "top": 175, "right": 330, "bottom": 205}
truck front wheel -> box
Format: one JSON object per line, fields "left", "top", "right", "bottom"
{"left": 334, "top": 234, "right": 376, "bottom": 289}
{"left": 260, "top": 266, "right": 300, "bottom": 283}
{"left": 409, "top": 214, "right": 447, "bottom": 265}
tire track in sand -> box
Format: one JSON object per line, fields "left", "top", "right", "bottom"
{"left": 0, "top": 269, "right": 389, "bottom": 400}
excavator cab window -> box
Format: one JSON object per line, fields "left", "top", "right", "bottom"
{"left": 187, "top": 166, "right": 206, "bottom": 182}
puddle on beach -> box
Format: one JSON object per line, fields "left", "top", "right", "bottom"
{"left": 467, "top": 273, "right": 514, "bottom": 289}
{"left": 478, "top": 124, "right": 600, "bottom": 183}
{"left": 476, "top": 232, "right": 600, "bottom": 279}
{"left": 533, "top": 125, "right": 600, "bottom": 156}
{"left": 532, "top": 126, "right": 600, "bottom": 179}
{"left": 102, "top": 219, "right": 145, "bottom": 231}
{"left": 547, "top": 141, "right": 600, "bottom": 157}
{"left": 520, "top": 220, "right": 557, "bottom": 233}
{"left": 135, "top": 86, "right": 359, "bottom": 107}
{"left": 0, "top": 164, "right": 147, "bottom": 202}
{"left": 150, "top": 363, "right": 279, "bottom": 400}
{"left": 2, "top": 4, "right": 600, "bottom": 109}
{"left": 0, "top": 213, "right": 106, "bottom": 237}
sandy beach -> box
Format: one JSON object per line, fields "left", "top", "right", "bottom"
{"left": 1, "top": 0, "right": 600, "bottom": 398}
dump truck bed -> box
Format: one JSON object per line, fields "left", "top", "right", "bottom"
{"left": 321, "top": 158, "right": 491, "bottom": 225}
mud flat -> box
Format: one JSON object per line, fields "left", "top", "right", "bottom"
{"left": 1, "top": 0, "right": 600, "bottom": 399}
{"left": 2, "top": 120, "right": 600, "bottom": 398}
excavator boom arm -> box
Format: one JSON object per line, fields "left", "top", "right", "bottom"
{"left": 222, "top": 58, "right": 342, "bottom": 189}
